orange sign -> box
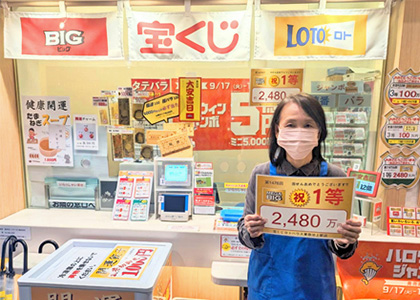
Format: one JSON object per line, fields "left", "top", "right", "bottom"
{"left": 179, "top": 77, "right": 201, "bottom": 122}
{"left": 337, "top": 241, "right": 420, "bottom": 299}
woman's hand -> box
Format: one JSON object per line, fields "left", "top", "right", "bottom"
{"left": 336, "top": 218, "right": 362, "bottom": 245}
{"left": 244, "top": 214, "right": 267, "bottom": 238}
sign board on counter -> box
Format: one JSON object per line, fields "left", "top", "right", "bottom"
{"left": 18, "top": 239, "right": 172, "bottom": 300}
{"left": 256, "top": 175, "right": 355, "bottom": 239}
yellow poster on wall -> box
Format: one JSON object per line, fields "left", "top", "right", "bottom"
{"left": 250, "top": 69, "right": 303, "bottom": 106}
{"left": 179, "top": 77, "right": 202, "bottom": 122}
{"left": 256, "top": 175, "right": 355, "bottom": 239}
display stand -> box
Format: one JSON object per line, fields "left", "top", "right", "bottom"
{"left": 154, "top": 157, "right": 194, "bottom": 222}
{"left": 18, "top": 239, "right": 172, "bottom": 300}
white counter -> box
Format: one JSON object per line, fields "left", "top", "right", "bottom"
{"left": 1, "top": 209, "right": 418, "bottom": 270}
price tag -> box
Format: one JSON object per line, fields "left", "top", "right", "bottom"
{"left": 385, "top": 68, "right": 420, "bottom": 107}
{"left": 382, "top": 110, "right": 420, "bottom": 148}
{"left": 380, "top": 151, "right": 420, "bottom": 188}
{"left": 256, "top": 175, "right": 355, "bottom": 239}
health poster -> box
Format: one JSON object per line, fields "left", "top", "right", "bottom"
{"left": 73, "top": 114, "right": 99, "bottom": 151}
{"left": 250, "top": 69, "right": 303, "bottom": 106}
{"left": 172, "top": 78, "right": 273, "bottom": 150}
{"left": 256, "top": 175, "right": 355, "bottom": 239}
{"left": 22, "top": 96, "right": 73, "bottom": 166}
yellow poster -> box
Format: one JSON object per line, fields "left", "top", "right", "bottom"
{"left": 274, "top": 15, "right": 368, "bottom": 57}
{"left": 250, "top": 69, "right": 303, "bottom": 106}
{"left": 142, "top": 93, "right": 179, "bottom": 124}
{"left": 91, "top": 246, "right": 157, "bottom": 280}
{"left": 179, "top": 77, "right": 202, "bottom": 121}
{"left": 256, "top": 175, "right": 355, "bottom": 239}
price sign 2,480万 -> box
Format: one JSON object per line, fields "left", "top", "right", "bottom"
{"left": 256, "top": 175, "right": 355, "bottom": 239}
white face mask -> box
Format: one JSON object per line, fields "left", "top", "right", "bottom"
{"left": 277, "top": 128, "right": 319, "bottom": 161}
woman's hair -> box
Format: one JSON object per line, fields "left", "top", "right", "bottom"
{"left": 268, "top": 92, "right": 327, "bottom": 166}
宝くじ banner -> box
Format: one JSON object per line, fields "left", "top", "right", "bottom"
{"left": 126, "top": 0, "right": 252, "bottom": 61}
{"left": 4, "top": 9, "right": 124, "bottom": 60}
{"left": 254, "top": 0, "right": 391, "bottom": 60}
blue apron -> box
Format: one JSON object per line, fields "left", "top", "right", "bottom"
{"left": 247, "top": 161, "right": 336, "bottom": 300}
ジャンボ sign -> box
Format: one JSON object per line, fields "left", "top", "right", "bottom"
{"left": 256, "top": 175, "right": 355, "bottom": 239}
{"left": 4, "top": 10, "right": 123, "bottom": 60}
{"left": 126, "top": 1, "right": 252, "bottom": 61}
{"left": 337, "top": 241, "right": 420, "bottom": 300}
{"left": 254, "top": 0, "right": 391, "bottom": 60}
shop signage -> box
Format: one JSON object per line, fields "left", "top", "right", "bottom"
{"left": 337, "top": 241, "right": 420, "bottom": 300}
{"left": 256, "top": 175, "right": 355, "bottom": 239}
{"left": 4, "top": 10, "right": 123, "bottom": 60}
{"left": 385, "top": 68, "right": 420, "bottom": 107}
{"left": 347, "top": 169, "right": 381, "bottom": 198}
{"left": 131, "top": 79, "right": 171, "bottom": 101}
{"left": 220, "top": 235, "right": 251, "bottom": 258}
{"left": 250, "top": 69, "right": 303, "bottom": 106}
{"left": 380, "top": 151, "right": 420, "bottom": 189}
{"left": 31, "top": 287, "right": 134, "bottom": 300}
{"left": 142, "top": 93, "right": 179, "bottom": 125}
{"left": 382, "top": 110, "right": 420, "bottom": 148}
{"left": 126, "top": 0, "right": 252, "bottom": 61}
{"left": 179, "top": 77, "right": 202, "bottom": 121}
{"left": 254, "top": 0, "right": 391, "bottom": 60}
{"left": 91, "top": 245, "right": 157, "bottom": 280}
{"left": 22, "top": 96, "right": 74, "bottom": 166}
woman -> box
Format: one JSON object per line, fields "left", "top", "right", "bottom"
{"left": 238, "top": 93, "right": 362, "bottom": 300}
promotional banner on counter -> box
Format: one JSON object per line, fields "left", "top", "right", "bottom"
{"left": 126, "top": 0, "right": 252, "bottom": 61}
{"left": 337, "top": 241, "right": 420, "bottom": 300}
{"left": 4, "top": 8, "right": 124, "bottom": 60}
{"left": 254, "top": 0, "right": 391, "bottom": 60}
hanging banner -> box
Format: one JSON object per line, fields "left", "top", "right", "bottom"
{"left": 254, "top": 0, "right": 391, "bottom": 60}
{"left": 4, "top": 9, "right": 124, "bottom": 60}
{"left": 126, "top": 1, "right": 252, "bottom": 61}
{"left": 250, "top": 69, "right": 303, "bottom": 106}
{"left": 384, "top": 68, "right": 420, "bottom": 108}
{"left": 380, "top": 151, "right": 420, "bottom": 189}
{"left": 382, "top": 110, "right": 420, "bottom": 149}
{"left": 22, "top": 96, "right": 74, "bottom": 167}
{"left": 337, "top": 241, "right": 420, "bottom": 300}
{"left": 179, "top": 77, "right": 202, "bottom": 121}
{"left": 172, "top": 78, "right": 274, "bottom": 151}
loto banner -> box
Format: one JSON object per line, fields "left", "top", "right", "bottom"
{"left": 254, "top": 0, "right": 391, "bottom": 60}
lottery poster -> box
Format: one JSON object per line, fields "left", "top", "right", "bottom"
{"left": 256, "top": 175, "right": 355, "bottom": 239}
{"left": 250, "top": 69, "right": 303, "bottom": 106}
{"left": 385, "top": 68, "right": 420, "bottom": 107}
{"left": 22, "top": 96, "right": 74, "bottom": 166}
{"left": 337, "top": 241, "right": 420, "bottom": 300}
{"left": 172, "top": 78, "right": 274, "bottom": 150}
{"left": 380, "top": 151, "right": 420, "bottom": 189}
{"left": 382, "top": 110, "right": 420, "bottom": 149}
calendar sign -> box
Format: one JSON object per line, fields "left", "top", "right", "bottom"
{"left": 382, "top": 110, "right": 420, "bottom": 148}
{"left": 380, "top": 151, "right": 420, "bottom": 188}
{"left": 385, "top": 68, "right": 420, "bottom": 107}
{"left": 256, "top": 175, "right": 355, "bottom": 239}
{"left": 347, "top": 169, "right": 381, "bottom": 198}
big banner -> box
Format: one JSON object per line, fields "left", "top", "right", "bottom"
{"left": 4, "top": 9, "right": 124, "bottom": 60}
{"left": 254, "top": 0, "right": 391, "bottom": 60}
{"left": 126, "top": 1, "right": 252, "bottom": 61}
{"left": 337, "top": 241, "right": 420, "bottom": 300}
